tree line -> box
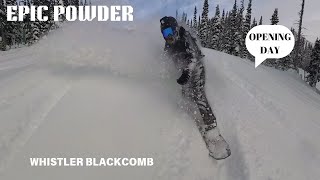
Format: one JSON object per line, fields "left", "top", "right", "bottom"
{"left": 179, "top": 0, "right": 320, "bottom": 88}
{"left": 0, "top": 0, "right": 91, "bottom": 51}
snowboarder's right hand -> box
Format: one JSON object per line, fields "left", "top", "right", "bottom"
{"left": 177, "top": 70, "right": 190, "bottom": 85}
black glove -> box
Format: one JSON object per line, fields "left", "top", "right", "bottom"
{"left": 177, "top": 70, "right": 190, "bottom": 85}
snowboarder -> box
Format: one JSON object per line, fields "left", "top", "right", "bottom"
{"left": 160, "top": 16, "right": 231, "bottom": 160}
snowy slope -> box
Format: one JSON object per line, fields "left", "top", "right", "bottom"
{"left": 0, "top": 21, "right": 320, "bottom": 180}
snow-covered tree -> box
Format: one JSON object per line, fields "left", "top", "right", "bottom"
{"left": 301, "top": 42, "right": 313, "bottom": 69}
{"left": 306, "top": 38, "right": 320, "bottom": 87}
{"left": 294, "top": 0, "right": 306, "bottom": 69}
{"left": 62, "top": 0, "right": 70, "bottom": 6}
{"left": 251, "top": 18, "right": 257, "bottom": 29}
{"left": 270, "top": 8, "right": 279, "bottom": 25}
{"left": 198, "top": 16, "right": 201, "bottom": 30}
{"left": 181, "top": 12, "right": 188, "bottom": 23}
{"left": 237, "top": 0, "right": 245, "bottom": 57}
{"left": 199, "top": 0, "right": 209, "bottom": 47}
{"left": 263, "top": 8, "right": 280, "bottom": 67}
{"left": 0, "top": 0, "right": 6, "bottom": 50}
{"left": 193, "top": 6, "right": 197, "bottom": 29}
{"left": 219, "top": 9, "right": 227, "bottom": 52}
{"left": 71, "top": 0, "right": 79, "bottom": 6}
{"left": 4, "top": 0, "right": 19, "bottom": 47}
{"left": 225, "top": 0, "right": 238, "bottom": 55}
{"left": 185, "top": 13, "right": 188, "bottom": 23}
{"left": 259, "top": 16, "right": 263, "bottom": 25}
{"left": 241, "top": 0, "right": 252, "bottom": 58}
{"left": 221, "top": 11, "right": 231, "bottom": 53}
{"left": 208, "top": 5, "right": 222, "bottom": 50}
{"left": 221, "top": 9, "right": 225, "bottom": 22}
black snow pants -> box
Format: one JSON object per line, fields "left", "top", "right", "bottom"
{"left": 182, "top": 60, "right": 217, "bottom": 128}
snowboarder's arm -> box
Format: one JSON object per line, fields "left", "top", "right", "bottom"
{"left": 177, "top": 31, "right": 198, "bottom": 85}
{"left": 177, "top": 57, "right": 197, "bottom": 85}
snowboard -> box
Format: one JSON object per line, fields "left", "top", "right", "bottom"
{"left": 200, "top": 125, "right": 231, "bottom": 160}
{"left": 180, "top": 98, "right": 231, "bottom": 160}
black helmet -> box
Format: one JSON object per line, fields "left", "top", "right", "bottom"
{"left": 160, "top": 16, "right": 178, "bottom": 32}
{"left": 160, "top": 16, "right": 178, "bottom": 44}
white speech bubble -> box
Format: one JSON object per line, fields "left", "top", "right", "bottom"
{"left": 246, "top": 25, "right": 295, "bottom": 68}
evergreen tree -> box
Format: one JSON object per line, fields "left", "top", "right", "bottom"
{"left": 62, "top": 0, "right": 70, "bottom": 6}
{"left": 209, "top": 5, "right": 222, "bottom": 50}
{"left": 13, "top": 2, "right": 24, "bottom": 47}
{"left": 185, "top": 13, "right": 188, "bottom": 23}
{"left": 251, "top": 18, "right": 257, "bottom": 29}
{"left": 306, "top": 38, "right": 320, "bottom": 87}
{"left": 181, "top": 12, "right": 185, "bottom": 22}
{"left": 277, "top": 27, "right": 298, "bottom": 70}
{"left": 198, "top": 15, "right": 201, "bottom": 30}
{"left": 49, "top": 0, "right": 61, "bottom": 29}
{"left": 270, "top": 8, "right": 279, "bottom": 25}
{"left": 222, "top": 11, "right": 231, "bottom": 53}
{"left": 41, "top": 0, "right": 54, "bottom": 32}
{"left": 259, "top": 16, "right": 263, "bottom": 25}
{"left": 182, "top": 12, "right": 187, "bottom": 23}
{"left": 4, "top": 0, "right": 19, "bottom": 48}
{"left": 221, "top": 9, "right": 225, "bottom": 22}
{"left": 199, "top": 0, "right": 209, "bottom": 47}
{"left": 220, "top": 9, "right": 227, "bottom": 52}
{"left": 237, "top": 0, "right": 245, "bottom": 57}
{"left": 294, "top": 0, "right": 306, "bottom": 69}
{"left": 296, "top": 35, "right": 307, "bottom": 67}
{"left": 176, "top": 9, "right": 178, "bottom": 19}
{"left": 22, "top": 0, "right": 32, "bottom": 45}
{"left": 193, "top": 6, "right": 197, "bottom": 29}
{"left": 277, "top": 28, "right": 295, "bottom": 70}
{"left": 301, "top": 42, "right": 313, "bottom": 68}
{"left": 226, "top": 0, "right": 238, "bottom": 55}
{"left": 181, "top": 12, "right": 188, "bottom": 23}
{"left": 264, "top": 9, "right": 280, "bottom": 66}
{"left": 0, "top": 0, "right": 7, "bottom": 50}
{"left": 241, "top": 0, "right": 252, "bottom": 58}
{"left": 71, "top": 0, "right": 79, "bottom": 6}
{"left": 31, "top": 0, "right": 44, "bottom": 42}
{"left": 278, "top": 51, "right": 294, "bottom": 70}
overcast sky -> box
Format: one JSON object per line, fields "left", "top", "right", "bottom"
{"left": 127, "top": 0, "right": 319, "bottom": 43}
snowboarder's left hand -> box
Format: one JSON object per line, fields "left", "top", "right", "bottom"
{"left": 177, "top": 70, "right": 190, "bottom": 85}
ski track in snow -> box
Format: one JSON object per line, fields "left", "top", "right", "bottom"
{"left": 0, "top": 20, "right": 319, "bottom": 180}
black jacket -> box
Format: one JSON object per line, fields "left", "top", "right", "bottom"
{"left": 164, "top": 26, "right": 203, "bottom": 84}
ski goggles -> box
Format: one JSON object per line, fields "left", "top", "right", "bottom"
{"left": 162, "top": 27, "right": 174, "bottom": 39}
